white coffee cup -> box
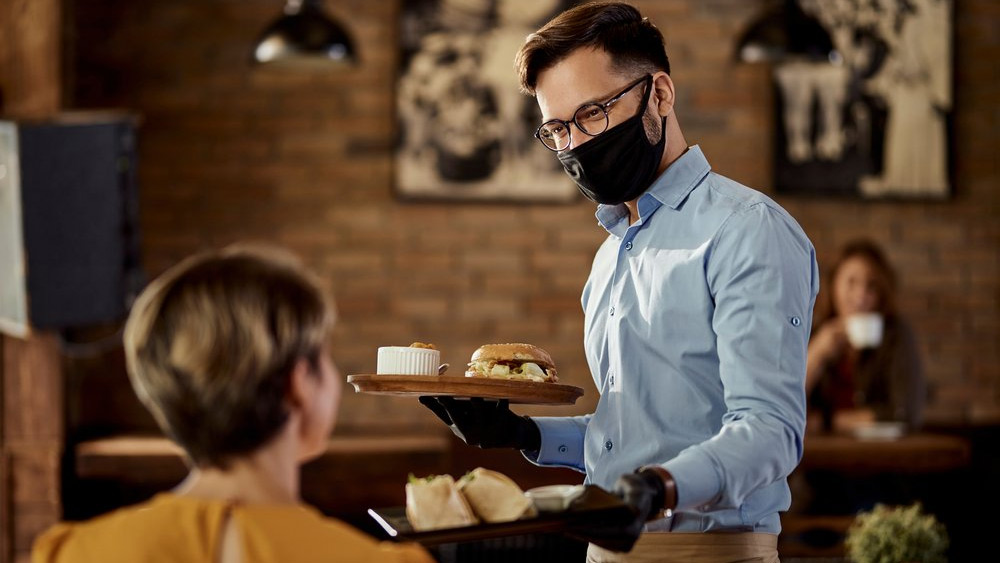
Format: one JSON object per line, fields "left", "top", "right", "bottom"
{"left": 845, "top": 313, "right": 884, "bottom": 349}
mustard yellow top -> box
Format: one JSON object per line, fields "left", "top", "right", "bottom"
{"left": 32, "top": 493, "right": 434, "bottom": 563}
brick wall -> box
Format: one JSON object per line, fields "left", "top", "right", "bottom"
{"left": 66, "top": 0, "right": 998, "bottom": 432}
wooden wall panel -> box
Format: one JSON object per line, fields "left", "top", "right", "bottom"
{"left": 0, "top": 0, "right": 64, "bottom": 561}
{"left": 0, "top": 0, "right": 61, "bottom": 117}
{"left": 1, "top": 336, "right": 63, "bottom": 563}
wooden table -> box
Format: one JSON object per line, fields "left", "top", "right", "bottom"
{"left": 799, "top": 431, "right": 972, "bottom": 473}
{"left": 780, "top": 431, "right": 972, "bottom": 558}
{"left": 70, "top": 433, "right": 452, "bottom": 523}
{"left": 74, "top": 434, "right": 451, "bottom": 480}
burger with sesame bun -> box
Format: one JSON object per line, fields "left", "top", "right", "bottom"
{"left": 464, "top": 343, "right": 559, "bottom": 383}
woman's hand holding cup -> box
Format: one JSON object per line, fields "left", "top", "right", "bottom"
{"left": 845, "top": 313, "right": 884, "bottom": 349}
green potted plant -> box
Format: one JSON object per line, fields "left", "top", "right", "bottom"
{"left": 845, "top": 503, "right": 949, "bottom": 563}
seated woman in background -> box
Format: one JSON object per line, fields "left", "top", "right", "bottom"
{"left": 805, "top": 238, "right": 925, "bottom": 433}
{"left": 33, "top": 245, "right": 433, "bottom": 563}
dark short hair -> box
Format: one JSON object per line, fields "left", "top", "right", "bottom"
{"left": 123, "top": 244, "right": 335, "bottom": 469}
{"left": 515, "top": 1, "right": 671, "bottom": 95}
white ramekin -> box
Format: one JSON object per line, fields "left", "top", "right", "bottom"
{"left": 376, "top": 346, "right": 440, "bottom": 375}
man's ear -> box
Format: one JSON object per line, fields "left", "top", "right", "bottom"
{"left": 286, "top": 358, "right": 315, "bottom": 410}
{"left": 652, "top": 72, "right": 675, "bottom": 117}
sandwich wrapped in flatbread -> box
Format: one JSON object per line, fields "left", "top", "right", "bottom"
{"left": 458, "top": 467, "right": 537, "bottom": 523}
{"left": 405, "top": 474, "right": 478, "bottom": 531}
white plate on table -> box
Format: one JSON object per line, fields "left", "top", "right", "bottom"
{"left": 852, "top": 421, "right": 906, "bottom": 441}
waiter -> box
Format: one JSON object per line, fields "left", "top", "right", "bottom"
{"left": 422, "top": 3, "right": 819, "bottom": 561}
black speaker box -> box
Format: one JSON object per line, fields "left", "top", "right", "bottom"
{"left": 0, "top": 113, "right": 143, "bottom": 335}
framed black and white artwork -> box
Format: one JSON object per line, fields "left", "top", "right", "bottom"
{"left": 772, "top": 0, "right": 952, "bottom": 199}
{"left": 394, "top": 0, "right": 579, "bottom": 202}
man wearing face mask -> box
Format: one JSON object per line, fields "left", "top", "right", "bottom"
{"left": 420, "top": 3, "right": 819, "bottom": 561}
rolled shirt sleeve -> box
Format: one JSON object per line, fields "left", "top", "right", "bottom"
{"left": 557, "top": 146, "right": 820, "bottom": 532}
{"left": 664, "top": 201, "right": 818, "bottom": 510}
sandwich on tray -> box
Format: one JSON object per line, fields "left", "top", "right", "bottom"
{"left": 405, "top": 474, "right": 478, "bottom": 531}
{"left": 464, "top": 343, "right": 559, "bottom": 383}
{"left": 458, "top": 467, "right": 537, "bottom": 522}
{"left": 405, "top": 468, "right": 535, "bottom": 531}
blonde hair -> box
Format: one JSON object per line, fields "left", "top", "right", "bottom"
{"left": 123, "top": 244, "right": 335, "bottom": 469}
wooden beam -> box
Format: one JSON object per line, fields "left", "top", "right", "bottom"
{"left": 0, "top": 0, "right": 64, "bottom": 559}
{"left": 2, "top": 333, "right": 63, "bottom": 444}
{"left": 0, "top": 0, "right": 62, "bottom": 118}
{"left": 1, "top": 334, "right": 63, "bottom": 563}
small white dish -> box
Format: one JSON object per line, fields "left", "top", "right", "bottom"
{"left": 852, "top": 421, "right": 906, "bottom": 441}
{"left": 376, "top": 346, "right": 440, "bottom": 376}
{"left": 525, "top": 484, "right": 585, "bottom": 512}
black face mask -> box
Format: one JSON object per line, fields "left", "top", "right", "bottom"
{"left": 557, "top": 80, "right": 666, "bottom": 205}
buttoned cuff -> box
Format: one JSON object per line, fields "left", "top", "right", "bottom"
{"left": 522, "top": 417, "right": 585, "bottom": 470}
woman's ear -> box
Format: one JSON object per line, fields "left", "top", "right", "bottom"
{"left": 286, "top": 358, "right": 315, "bottom": 410}
{"left": 652, "top": 72, "right": 675, "bottom": 117}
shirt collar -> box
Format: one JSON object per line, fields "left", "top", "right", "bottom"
{"left": 594, "top": 145, "right": 712, "bottom": 233}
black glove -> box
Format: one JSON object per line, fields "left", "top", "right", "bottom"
{"left": 566, "top": 469, "right": 667, "bottom": 553}
{"left": 418, "top": 396, "right": 541, "bottom": 450}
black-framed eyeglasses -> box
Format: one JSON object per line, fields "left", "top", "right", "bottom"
{"left": 534, "top": 74, "right": 652, "bottom": 152}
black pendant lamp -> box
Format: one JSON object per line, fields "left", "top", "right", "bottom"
{"left": 253, "top": 0, "right": 357, "bottom": 67}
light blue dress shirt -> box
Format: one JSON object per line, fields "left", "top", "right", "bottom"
{"left": 528, "top": 146, "right": 819, "bottom": 533}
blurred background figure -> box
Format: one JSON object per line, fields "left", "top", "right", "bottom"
{"left": 806, "top": 238, "right": 926, "bottom": 433}
{"left": 394, "top": 0, "right": 572, "bottom": 200}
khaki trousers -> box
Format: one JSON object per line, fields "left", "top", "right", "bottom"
{"left": 586, "top": 532, "right": 779, "bottom": 563}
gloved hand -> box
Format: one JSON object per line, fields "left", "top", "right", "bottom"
{"left": 567, "top": 468, "right": 668, "bottom": 553}
{"left": 418, "top": 396, "right": 541, "bottom": 450}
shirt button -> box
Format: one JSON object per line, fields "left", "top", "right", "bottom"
{"left": 558, "top": 445, "right": 568, "bottom": 453}
{"left": 609, "top": 306, "right": 615, "bottom": 316}
{"left": 624, "top": 241, "right": 633, "bottom": 251}
{"left": 790, "top": 316, "right": 802, "bottom": 327}
{"left": 605, "top": 440, "right": 613, "bottom": 451}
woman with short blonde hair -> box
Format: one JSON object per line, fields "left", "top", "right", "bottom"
{"left": 124, "top": 245, "right": 335, "bottom": 469}
{"left": 33, "top": 245, "right": 433, "bottom": 563}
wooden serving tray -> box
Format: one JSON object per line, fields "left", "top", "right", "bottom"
{"left": 368, "top": 484, "right": 633, "bottom": 545}
{"left": 346, "top": 374, "right": 584, "bottom": 405}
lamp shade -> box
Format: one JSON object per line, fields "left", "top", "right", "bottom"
{"left": 253, "top": 0, "right": 357, "bottom": 67}
{"left": 736, "top": 0, "right": 836, "bottom": 63}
